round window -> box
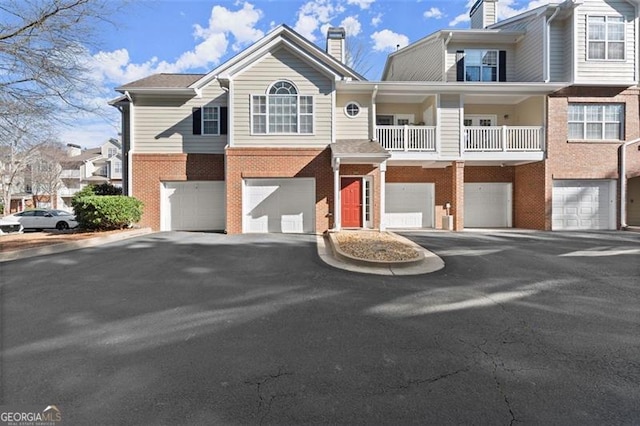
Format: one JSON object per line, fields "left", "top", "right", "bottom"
{"left": 344, "top": 102, "right": 361, "bottom": 118}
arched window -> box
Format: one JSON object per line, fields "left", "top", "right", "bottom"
{"left": 252, "top": 80, "right": 313, "bottom": 134}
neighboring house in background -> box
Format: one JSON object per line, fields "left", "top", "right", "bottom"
{"left": 111, "top": 0, "right": 640, "bottom": 234}
{"left": 57, "top": 139, "right": 123, "bottom": 210}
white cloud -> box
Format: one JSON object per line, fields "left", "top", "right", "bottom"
{"left": 371, "top": 13, "right": 382, "bottom": 27}
{"left": 370, "top": 29, "right": 409, "bottom": 52}
{"left": 346, "top": 0, "right": 375, "bottom": 9}
{"left": 91, "top": 2, "right": 264, "bottom": 86}
{"left": 424, "top": 7, "right": 444, "bottom": 19}
{"left": 340, "top": 16, "right": 362, "bottom": 37}
{"left": 294, "top": 0, "right": 343, "bottom": 42}
{"left": 448, "top": 13, "right": 469, "bottom": 27}
{"left": 498, "top": 0, "right": 550, "bottom": 19}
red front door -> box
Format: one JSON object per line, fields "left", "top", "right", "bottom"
{"left": 341, "top": 177, "right": 362, "bottom": 228}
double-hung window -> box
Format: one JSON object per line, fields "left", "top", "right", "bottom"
{"left": 252, "top": 81, "right": 313, "bottom": 134}
{"left": 568, "top": 103, "right": 624, "bottom": 140}
{"left": 202, "top": 106, "right": 220, "bottom": 135}
{"left": 465, "top": 50, "right": 498, "bottom": 82}
{"left": 587, "top": 16, "right": 625, "bottom": 60}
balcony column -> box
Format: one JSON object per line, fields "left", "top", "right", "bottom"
{"left": 379, "top": 160, "right": 387, "bottom": 231}
{"left": 333, "top": 157, "right": 341, "bottom": 231}
{"left": 450, "top": 161, "right": 465, "bottom": 231}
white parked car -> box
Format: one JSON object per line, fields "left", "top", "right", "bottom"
{"left": 0, "top": 217, "right": 24, "bottom": 235}
{"left": 5, "top": 209, "right": 79, "bottom": 231}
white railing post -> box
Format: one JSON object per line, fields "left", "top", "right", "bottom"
{"left": 502, "top": 125, "right": 508, "bottom": 151}
{"left": 404, "top": 125, "right": 409, "bottom": 152}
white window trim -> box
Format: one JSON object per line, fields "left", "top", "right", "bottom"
{"left": 586, "top": 15, "right": 626, "bottom": 61}
{"left": 201, "top": 105, "right": 221, "bottom": 136}
{"left": 250, "top": 85, "right": 315, "bottom": 136}
{"left": 344, "top": 101, "right": 361, "bottom": 119}
{"left": 567, "top": 103, "right": 624, "bottom": 141}
{"left": 464, "top": 49, "right": 500, "bottom": 82}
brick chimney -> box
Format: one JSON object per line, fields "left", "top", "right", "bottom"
{"left": 470, "top": 0, "right": 498, "bottom": 29}
{"left": 326, "top": 27, "right": 346, "bottom": 63}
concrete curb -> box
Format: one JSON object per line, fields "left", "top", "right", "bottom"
{"left": 317, "top": 232, "right": 445, "bottom": 276}
{"left": 0, "top": 228, "right": 154, "bottom": 263}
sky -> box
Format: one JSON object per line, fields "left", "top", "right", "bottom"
{"left": 66, "top": 0, "right": 548, "bottom": 147}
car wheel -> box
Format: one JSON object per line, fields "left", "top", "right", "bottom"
{"left": 56, "top": 221, "right": 69, "bottom": 230}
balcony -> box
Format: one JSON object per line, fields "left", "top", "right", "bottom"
{"left": 377, "top": 126, "right": 437, "bottom": 152}
{"left": 60, "top": 169, "right": 81, "bottom": 179}
{"left": 464, "top": 126, "right": 544, "bottom": 152}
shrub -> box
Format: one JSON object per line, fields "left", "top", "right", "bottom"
{"left": 72, "top": 195, "right": 143, "bottom": 231}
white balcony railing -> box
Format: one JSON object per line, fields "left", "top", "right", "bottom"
{"left": 465, "top": 126, "right": 544, "bottom": 152}
{"left": 377, "top": 126, "right": 437, "bottom": 152}
{"left": 60, "top": 169, "right": 81, "bottom": 178}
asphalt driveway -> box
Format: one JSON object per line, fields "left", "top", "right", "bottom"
{"left": 1, "top": 230, "right": 639, "bottom": 425}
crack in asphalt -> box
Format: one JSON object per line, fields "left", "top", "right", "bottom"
{"left": 461, "top": 338, "right": 519, "bottom": 426}
{"left": 245, "top": 367, "right": 293, "bottom": 425}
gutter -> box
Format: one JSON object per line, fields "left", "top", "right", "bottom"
{"left": 620, "top": 138, "right": 640, "bottom": 228}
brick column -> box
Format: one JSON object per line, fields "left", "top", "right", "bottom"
{"left": 450, "top": 161, "right": 465, "bottom": 231}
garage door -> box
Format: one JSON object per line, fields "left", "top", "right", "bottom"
{"left": 244, "top": 178, "right": 315, "bottom": 233}
{"left": 552, "top": 180, "right": 615, "bottom": 230}
{"left": 464, "top": 183, "right": 512, "bottom": 228}
{"left": 161, "top": 181, "right": 225, "bottom": 231}
{"left": 385, "top": 183, "right": 434, "bottom": 228}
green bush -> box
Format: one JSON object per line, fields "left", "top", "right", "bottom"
{"left": 72, "top": 183, "right": 122, "bottom": 203}
{"left": 72, "top": 195, "right": 143, "bottom": 231}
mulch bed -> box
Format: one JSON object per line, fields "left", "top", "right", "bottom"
{"left": 333, "top": 231, "right": 420, "bottom": 262}
{"left": 0, "top": 229, "right": 131, "bottom": 253}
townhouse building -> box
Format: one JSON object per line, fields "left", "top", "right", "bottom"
{"left": 112, "top": 0, "right": 640, "bottom": 233}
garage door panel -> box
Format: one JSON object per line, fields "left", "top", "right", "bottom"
{"left": 244, "top": 178, "right": 315, "bottom": 234}
{"left": 552, "top": 180, "right": 615, "bottom": 230}
{"left": 385, "top": 183, "right": 434, "bottom": 228}
{"left": 464, "top": 183, "right": 512, "bottom": 228}
{"left": 163, "top": 182, "right": 225, "bottom": 231}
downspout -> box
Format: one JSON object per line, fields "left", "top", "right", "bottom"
{"left": 371, "top": 85, "right": 378, "bottom": 141}
{"left": 124, "top": 91, "right": 134, "bottom": 197}
{"left": 620, "top": 138, "right": 640, "bottom": 228}
{"left": 544, "top": 6, "right": 561, "bottom": 82}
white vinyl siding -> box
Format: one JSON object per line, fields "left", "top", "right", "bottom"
{"left": 336, "top": 94, "right": 370, "bottom": 140}
{"left": 133, "top": 84, "right": 227, "bottom": 154}
{"left": 233, "top": 46, "right": 332, "bottom": 147}
{"left": 550, "top": 17, "right": 573, "bottom": 82}
{"left": 513, "top": 16, "right": 545, "bottom": 82}
{"left": 438, "top": 95, "right": 462, "bottom": 158}
{"left": 575, "top": 0, "right": 636, "bottom": 83}
{"left": 384, "top": 36, "right": 444, "bottom": 81}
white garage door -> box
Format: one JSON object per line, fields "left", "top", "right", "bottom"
{"left": 464, "top": 183, "right": 512, "bottom": 228}
{"left": 161, "top": 181, "right": 225, "bottom": 231}
{"left": 385, "top": 183, "right": 434, "bottom": 228}
{"left": 552, "top": 180, "right": 615, "bottom": 230}
{"left": 244, "top": 178, "right": 315, "bottom": 233}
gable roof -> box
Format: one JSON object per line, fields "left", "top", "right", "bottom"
{"left": 189, "top": 24, "right": 365, "bottom": 89}
{"left": 117, "top": 74, "right": 205, "bottom": 91}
